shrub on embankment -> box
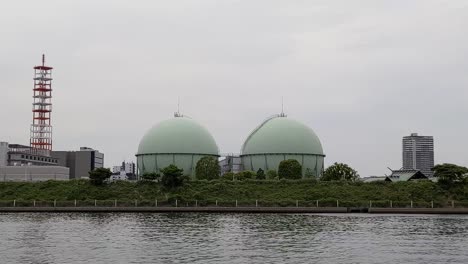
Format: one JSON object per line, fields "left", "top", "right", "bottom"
{"left": 0, "top": 179, "right": 465, "bottom": 203}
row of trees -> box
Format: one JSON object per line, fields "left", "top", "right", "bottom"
{"left": 193, "top": 157, "right": 360, "bottom": 181}
{"left": 89, "top": 165, "right": 187, "bottom": 189}
{"left": 88, "top": 157, "right": 360, "bottom": 187}
{"left": 88, "top": 160, "right": 468, "bottom": 192}
{"left": 195, "top": 157, "right": 314, "bottom": 181}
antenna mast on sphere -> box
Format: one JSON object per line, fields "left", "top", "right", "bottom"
{"left": 174, "top": 97, "right": 183, "bottom": 117}
{"left": 280, "top": 96, "right": 286, "bottom": 117}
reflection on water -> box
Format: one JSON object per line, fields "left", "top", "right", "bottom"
{"left": 1, "top": 213, "right": 468, "bottom": 264}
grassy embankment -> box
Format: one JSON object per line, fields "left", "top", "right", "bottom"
{"left": 0, "top": 180, "right": 467, "bottom": 207}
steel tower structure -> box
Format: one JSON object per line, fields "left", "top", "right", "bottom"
{"left": 30, "top": 54, "right": 53, "bottom": 154}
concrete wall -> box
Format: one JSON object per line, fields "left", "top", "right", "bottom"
{"left": 52, "top": 151, "right": 68, "bottom": 167}
{"left": 0, "top": 166, "right": 69, "bottom": 182}
{"left": 241, "top": 154, "right": 325, "bottom": 178}
{"left": 52, "top": 151, "right": 77, "bottom": 178}
{"left": 75, "top": 151, "right": 92, "bottom": 179}
{"left": 0, "top": 142, "right": 8, "bottom": 167}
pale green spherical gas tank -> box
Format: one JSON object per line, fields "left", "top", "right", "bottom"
{"left": 137, "top": 116, "right": 219, "bottom": 155}
{"left": 241, "top": 116, "right": 324, "bottom": 156}
{"left": 137, "top": 116, "right": 219, "bottom": 177}
{"left": 241, "top": 115, "right": 325, "bottom": 177}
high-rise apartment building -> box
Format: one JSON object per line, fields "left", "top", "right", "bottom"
{"left": 402, "top": 133, "right": 434, "bottom": 177}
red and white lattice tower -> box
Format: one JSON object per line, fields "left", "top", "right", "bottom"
{"left": 30, "top": 54, "right": 53, "bottom": 154}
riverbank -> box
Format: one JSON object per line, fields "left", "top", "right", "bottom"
{"left": 1, "top": 179, "right": 467, "bottom": 206}
{"left": 2, "top": 206, "right": 468, "bottom": 214}
{"left": 0, "top": 206, "right": 347, "bottom": 213}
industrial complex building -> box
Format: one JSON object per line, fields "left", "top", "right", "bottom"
{"left": 0, "top": 141, "right": 70, "bottom": 182}
{"left": 0, "top": 55, "right": 71, "bottom": 182}
{"left": 136, "top": 114, "right": 219, "bottom": 178}
{"left": 1, "top": 56, "right": 105, "bottom": 182}
{"left": 0, "top": 142, "right": 59, "bottom": 166}
{"left": 0, "top": 142, "right": 104, "bottom": 181}
{"left": 240, "top": 114, "right": 325, "bottom": 178}
{"left": 51, "top": 147, "right": 104, "bottom": 179}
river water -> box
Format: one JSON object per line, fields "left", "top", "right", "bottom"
{"left": 1, "top": 213, "right": 468, "bottom": 264}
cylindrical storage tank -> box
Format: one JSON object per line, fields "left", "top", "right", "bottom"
{"left": 240, "top": 115, "right": 325, "bottom": 178}
{"left": 136, "top": 116, "right": 219, "bottom": 178}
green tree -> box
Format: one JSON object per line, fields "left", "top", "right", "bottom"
{"left": 321, "top": 163, "right": 359, "bottom": 182}
{"left": 305, "top": 168, "right": 316, "bottom": 178}
{"left": 432, "top": 163, "right": 468, "bottom": 187}
{"left": 140, "top": 172, "right": 160, "bottom": 182}
{"left": 160, "top": 165, "right": 185, "bottom": 189}
{"left": 221, "top": 172, "right": 235, "bottom": 181}
{"left": 278, "top": 159, "right": 302, "bottom": 179}
{"left": 266, "top": 170, "right": 278, "bottom": 180}
{"left": 195, "top": 156, "right": 221, "bottom": 180}
{"left": 235, "top": 171, "right": 255, "bottom": 181}
{"left": 88, "top": 168, "right": 112, "bottom": 185}
{"left": 256, "top": 168, "right": 266, "bottom": 180}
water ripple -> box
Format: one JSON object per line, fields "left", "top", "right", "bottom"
{"left": 0, "top": 213, "right": 468, "bottom": 264}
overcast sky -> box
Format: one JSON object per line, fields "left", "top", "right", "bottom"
{"left": 1, "top": 0, "right": 467, "bottom": 177}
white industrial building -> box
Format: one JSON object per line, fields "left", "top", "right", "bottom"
{"left": 111, "top": 161, "right": 136, "bottom": 181}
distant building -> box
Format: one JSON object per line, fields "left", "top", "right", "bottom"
{"left": 112, "top": 166, "right": 121, "bottom": 174}
{"left": 385, "top": 169, "right": 428, "bottom": 182}
{"left": 0, "top": 142, "right": 59, "bottom": 166}
{"left": 51, "top": 147, "right": 104, "bottom": 179}
{"left": 111, "top": 161, "right": 136, "bottom": 181}
{"left": 123, "top": 161, "right": 135, "bottom": 175}
{"left": 219, "top": 154, "right": 242, "bottom": 174}
{"left": 111, "top": 171, "right": 128, "bottom": 181}
{"left": 402, "top": 133, "right": 434, "bottom": 177}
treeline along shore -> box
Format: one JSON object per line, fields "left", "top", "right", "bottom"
{"left": 1, "top": 180, "right": 468, "bottom": 208}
